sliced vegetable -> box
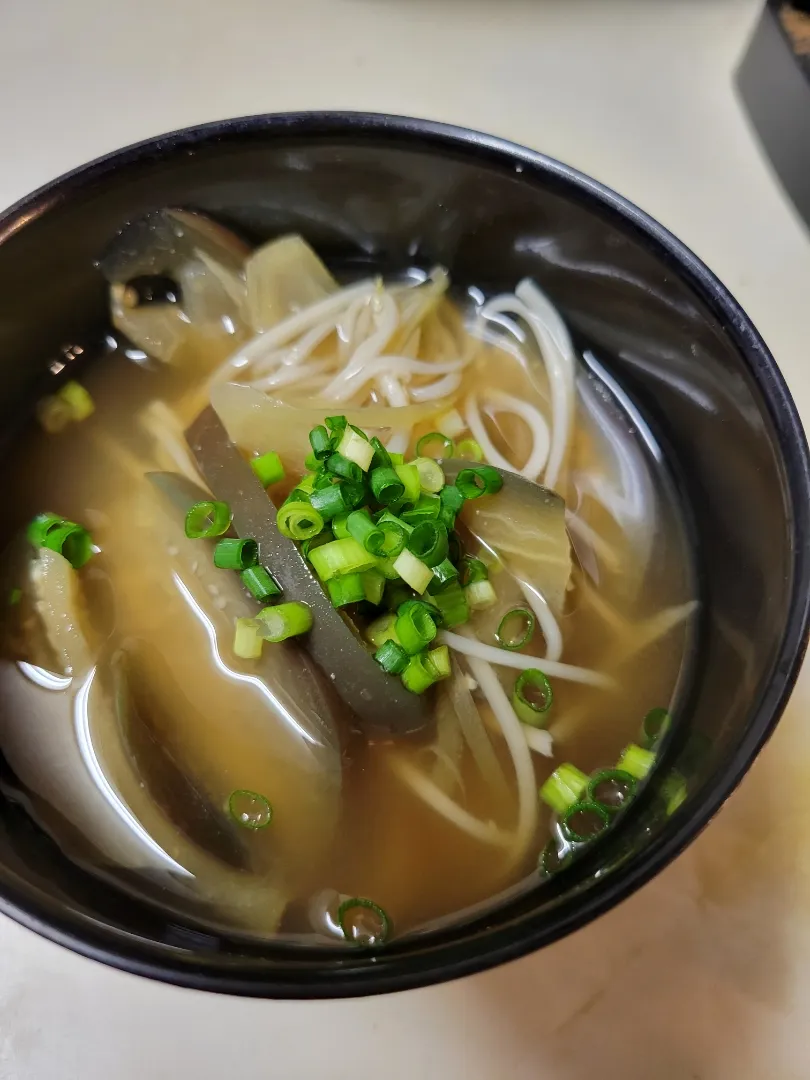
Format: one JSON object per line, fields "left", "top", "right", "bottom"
{"left": 407, "top": 521, "right": 449, "bottom": 567}
{"left": 392, "top": 548, "right": 433, "bottom": 594}
{"left": 641, "top": 707, "right": 671, "bottom": 748}
{"left": 424, "top": 644, "right": 451, "bottom": 680}
{"left": 337, "top": 896, "right": 391, "bottom": 946}
{"left": 374, "top": 639, "right": 409, "bottom": 674}
{"left": 456, "top": 464, "right": 503, "bottom": 499}
{"left": 227, "top": 789, "right": 274, "bottom": 829}
{"left": 394, "top": 462, "right": 421, "bottom": 504}
{"left": 438, "top": 484, "right": 464, "bottom": 529}
{"left": 309, "top": 483, "right": 353, "bottom": 521}
{"left": 413, "top": 457, "right": 445, "bottom": 494}
{"left": 240, "top": 565, "right": 282, "bottom": 602}
{"left": 256, "top": 601, "right": 313, "bottom": 642}
{"left": 361, "top": 569, "right": 386, "bottom": 606}
{"left": 496, "top": 607, "right": 536, "bottom": 651}
{"left": 540, "top": 763, "right": 589, "bottom": 815}
{"left": 586, "top": 769, "right": 637, "bottom": 814}
{"left": 416, "top": 431, "right": 454, "bottom": 459}
{"left": 512, "top": 669, "right": 554, "bottom": 726}
{"left": 325, "top": 452, "right": 363, "bottom": 484}
{"left": 27, "top": 513, "right": 94, "bottom": 569}
{"left": 327, "top": 573, "right": 365, "bottom": 608}
{"left": 560, "top": 801, "right": 611, "bottom": 844}
{"left": 214, "top": 537, "right": 259, "bottom": 570}
{"left": 400, "top": 494, "right": 441, "bottom": 525}
{"left": 276, "top": 502, "right": 325, "bottom": 541}
{"left": 308, "top": 538, "right": 377, "bottom": 581}
{"left": 184, "top": 499, "right": 231, "bottom": 539}
{"left": 465, "top": 579, "right": 497, "bottom": 611}
{"left": 401, "top": 652, "right": 439, "bottom": 694}
{"left": 370, "top": 466, "right": 405, "bottom": 505}
{"left": 346, "top": 510, "right": 385, "bottom": 555}
{"left": 617, "top": 743, "right": 656, "bottom": 780}
{"left": 427, "top": 581, "right": 469, "bottom": 628}
{"left": 456, "top": 438, "right": 484, "bottom": 461}
{"left": 57, "top": 380, "right": 95, "bottom": 422}
{"left": 427, "top": 558, "right": 459, "bottom": 592}
{"left": 366, "top": 613, "right": 401, "bottom": 649}
{"left": 233, "top": 617, "right": 263, "bottom": 659}
{"left": 308, "top": 425, "right": 332, "bottom": 461}
{"left": 337, "top": 427, "right": 374, "bottom": 472}
{"left": 250, "top": 451, "right": 285, "bottom": 487}
{"left": 395, "top": 602, "right": 438, "bottom": 655}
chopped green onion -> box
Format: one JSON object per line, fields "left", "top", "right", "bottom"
{"left": 366, "top": 612, "right": 401, "bottom": 648}
{"left": 304, "top": 452, "right": 319, "bottom": 471}
{"left": 439, "top": 484, "right": 465, "bottom": 529}
{"left": 394, "top": 462, "right": 421, "bottom": 505}
{"left": 340, "top": 480, "right": 367, "bottom": 509}
{"left": 325, "top": 415, "right": 347, "bottom": 437}
{"left": 401, "top": 652, "right": 439, "bottom": 694}
{"left": 413, "top": 456, "right": 445, "bottom": 494}
{"left": 27, "top": 512, "right": 94, "bottom": 569}
{"left": 388, "top": 452, "right": 405, "bottom": 466}
{"left": 276, "top": 502, "right": 324, "bottom": 541}
{"left": 392, "top": 548, "right": 433, "bottom": 593}
{"left": 240, "top": 565, "right": 281, "bottom": 602}
{"left": 370, "top": 437, "right": 391, "bottom": 469}
{"left": 539, "top": 839, "right": 570, "bottom": 877}
{"left": 376, "top": 516, "right": 407, "bottom": 557}
{"left": 428, "top": 581, "right": 470, "bottom": 628}
{"left": 308, "top": 538, "right": 377, "bottom": 581}
{"left": 214, "top": 537, "right": 259, "bottom": 570}
{"left": 361, "top": 569, "right": 386, "bottom": 606}
{"left": 456, "top": 464, "right": 503, "bottom": 498}
{"left": 661, "top": 771, "right": 687, "bottom": 815}
{"left": 313, "top": 471, "right": 335, "bottom": 490}
{"left": 416, "top": 431, "right": 454, "bottom": 459}
{"left": 407, "top": 521, "right": 448, "bottom": 567}
{"left": 427, "top": 558, "right": 459, "bottom": 592}
{"left": 400, "top": 494, "right": 441, "bottom": 525}
{"left": 424, "top": 644, "right": 451, "bottom": 680}
{"left": 256, "top": 601, "right": 313, "bottom": 641}
{"left": 395, "top": 601, "right": 438, "bottom": 655}
{"left": 233, "top": 617, "right": 263, "bottom": 659}
{"left": 331, "top": 513, "right": 351, "bottom": 540}
{"left": 539, "top": 763, "right": 589, "bottom": 815}
{"left": 301, "top": 531, "right": 331, "bottom": 559}
{"left": 347, "top": 510, "right": 385, "bottom": 554}
{"left": 512, "top": 669, "right": 554, "bottom": 726}
{"left": 296, "top": 473, "right": 318, "bottom": 495}
{"left": 641, "top": 707, "right": 671, "bottom": 748}
{"left": 586, "top": 769, "right": 637, "bottom": 815}
{"left": 496, "top": 607, "right": 535, "bottom": 650}
{"left": 616, "top": 743, "right": 656, "bottom": 780}
{"left": 435, "top": 408, "right": 466, "bottom": 439}
{"left": 228, "top": 789, "right": 273, "bottom": 829}
{"left": 560, "top": 801, "right": 611, "bottom": 844}
{"left": 461, "top": 556, "right": 488, "bottom": 585}
{"left": 325, "top": 452, "right": 363, "bottom": 483}
{"left": 309, "top": 483, "right": 351, "bottom": 521}
{"left": 382, "top": 581, "right": 413, "bottom": 612}
{"left": 327, "top": 573, "right": 365, "bottom": 607}
{"left": 465, "top": 579, "right": 497, "bottom": 611}
{"left": 370, "top": 466, "right": 404, "bottom": 505}
{"left": 374, "top": 638, "right": 409, "bottom": 674}
{"left": 374, "top": 555, "right": 401, "bottom": 580}
{"left": 184, "top": 500, "right": 231, "bottom": 539}
{"left": 308, "top": 425, "right": 332, "bottom": 461}
{"left": 250, "top": 451, "right": 285, "bottom": 487}
{"left": 337, "top": 896, "right": 391, "bottom": 946}
{"left": 337, "top": 427, "right": 374, "bottom": 472}
{"left": 456, "top": 439, "right": 484, "bottom": 462}
{"left": 57, "top": 380, "right": 94, "bottom": 421}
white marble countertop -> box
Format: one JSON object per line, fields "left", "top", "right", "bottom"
{"left": 2, "top": 1, "right": 810, "bottom": 1076}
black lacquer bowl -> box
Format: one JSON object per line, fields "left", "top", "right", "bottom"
{"left": 0, "top": 113, "right": 808, "bottom": 997}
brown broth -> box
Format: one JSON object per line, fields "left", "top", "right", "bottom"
{"left": 0, "top": 295, "right": 695, "bottom": 943}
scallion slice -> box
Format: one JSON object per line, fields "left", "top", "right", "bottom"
{"left": 413, "top": 457, "right": 446, "bottom": 494}
{"left": 276, "top": 502, "right": 325, "bottom": 541}
{"left": 228, "top": 789, "right": 273, "bottom": 830}
{"left": 308, "top": 538, "right": 377, "bottom": 581}
{"left": 240, "top": 565, "right": 282, "bottom": 602}
{"left": 309, "top": 482, "right": 351, "bottom": 521}
{"left": 416, "top": 431, "right": 454, "bottom": 460}
{"left": 366, "top": 612, "right": 401, "bottom": 649}
{"left": 560, "top": 801, "right": 611, "bottom": 844}
{"left": 427, "top": 557, "right": 459, "bottom": 592}
{"left": 337, "top": 427, "right": 374, "bottom": 472}
{"left": 394, "top": 462, "right": 421, "bottom": 505}
{"left": 308, "top": 425, "right": 332, "bottom": 461}
{"left": 377, "top": 517, "right": 407, "bottom": 557}
{"left": 250, "top": 451, "right": 285, "bottom": 487}
{"left": 57, "top": 380, "right": 95, "bottom": 421}
{"left": 392, "top": 548, "right": 433, "bottom": 594}
{"left": 456, "top": 464, "right": 503, "bottom": 499}
{"left": 539, "top": 763, "right": 589, "bottom": 815}
{"left": 340, "top": 479, "right": 367, "bottom": 510}
{"left": 401, "top": 651, "right": 439, "bottom": 694}
{"left": 325, "top": 415, "right": 348, "bottom": 438}
{"left": 661, "top": 771, "right": 687, "bottom": 815}
{"left": 641, "top": 707, "right": 671, "bottom": 748}
{"left": 539, "top": 839, "right": 570, "bottom": 877}
{"left": 374, "top": 638, "right": 409, "bottom": 674}
{"left": 388, "top": 452, "right": 405, "bottom": 466}
{"left": 400, "top": 494, "right": 441, "bottom": 525}
{"left": 374, "top": 555, "right": 401, "bottom": 580}
{"left": 370, "top": 436, "right": 391, "bottom": 470}
{"left": 586, "top": 769, "right": 637, "bottom": 815}
{"left": 465, "top": 579, "right": 497, "bottom": 611}
{"left": 512, "top": 669, "right": 553, "bottom": 726}
{"left": 616, "top": 743, "right": 656, "bottom": 780}
{"left": 27, "top": 513, "right": 94, "bottom": 569}
{"left": 395, "top": 601, "right": 438, "bottom": 655}
{"left": 325, "top": 452, "right": 363, "bottom": 484}
{"left": 327, "top": 573, "right": 366, "bottom": 608}
{"left": 361, "top": 569, "right": 386, "bottom": 606}
{"left": 301, "top": 531, "right": 331, "bottom": 559}
{"left": 370, "top": 466, "right": 404, "bottom": 505}
{"left": 296, "top": 473, "right": 318, "bottom": 495}
{"left": 456, "top": 438, "right": 484, "bottom": 462}
{"left": 439, "top": 484, "right": 465, "bottom": 529}
{"left": 496, "top": 607, "right": 535, "bottom": 650}
{"left": 347, "top": 510, "right": 385, "bottom": 555}
{"left": 214, "top": 537, "right": 259, "bottom": 570}
{"left": 407, "top": 521, "right": 448, "bottom": 567}
{"left": 461, "top": 556, "right": 488, "bottom": 585}
{"left": 184, "top": 500, "right": 231, "bottom": 539}
{"left": 424, "top": 644, "right": 451, "bottom": 680}
{"left": 427, "top": 581, "right": 470, "bottom": 628}
{"left": 233, "top": 617, "right": 263, "bottom": 659}
{"left": 331, "top": 514, "right": 351, "bottom": 540}
{"left": 337, "top": 896, "right": 391, "bottom": 946}
{"left": 256, "top": 601, "right": 313, "bottom": 642}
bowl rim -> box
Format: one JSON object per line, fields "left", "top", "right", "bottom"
{"left": 1, "top": 110, "right": 809, "bottom": 998}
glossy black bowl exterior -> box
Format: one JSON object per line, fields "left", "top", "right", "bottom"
{"left": 0, "top": 113, "right": 808, "bottom": 997}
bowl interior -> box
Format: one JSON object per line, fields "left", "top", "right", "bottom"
{"left": 0, "top": 115, "right": 806, "bottom": 996}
